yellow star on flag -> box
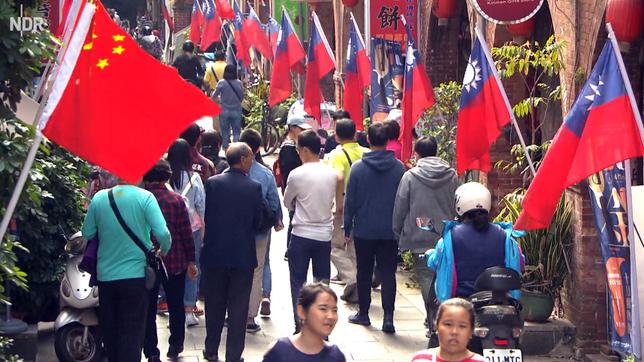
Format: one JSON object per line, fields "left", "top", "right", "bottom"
{"left": 83, "top": 42, "right": 93, "bottom": 50}
{"left": 112, "top": 45, "right": 125, "bottom": 55}
{"left": 92, "top": 33, "right": 98, "bottom": 39}
{"left": 97, "top": 59, "right": 109, "bottom": 69}
{"left": 113, "top": 34, "right": 125, "bottom": 42}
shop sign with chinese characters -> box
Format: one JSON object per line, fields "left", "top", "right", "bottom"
{"left": 370, "top": 0, "right": 417, "bottom": 42}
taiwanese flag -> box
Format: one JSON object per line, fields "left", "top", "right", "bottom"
{"left": 161, "top": 0, "right": 174, "bottom": 32}
{"left": 515, "top": 40, "right": 644, "bottom": 230}
{"left": 400, "top": 18, "right": 435, "bottom": 161}
{"left": 456, "top": 31, "right": 512, "bottom": 175}
{"left": 243, "top": 4, "right": 272, "bottom": 60}
{"left": 215, "top": 0, "right": 234, "bottom": 20}
{"left": 189, "top": 0, "right": 204, "bottom": 45}
{"left": 304, "top": 11, "right": 335, "bottom": 123}
{"left": 39, "top": 1, "right": 219, "bottom": 184}
{"left": 233, "top": 1, "right": 250, "bottom": 67}
{"left": 343, "top": 13, "right": 371, "bottom": 130}
{"left": 201, "top": 0, "right": 223, "bottom": 50}
{"left": 268, "top": 8, "right": 305, "bottom": 107}
{"left": 267, "top": 17, "right": 280, "bottom": 57}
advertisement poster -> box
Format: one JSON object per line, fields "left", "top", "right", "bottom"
{"left": 588, "top": 163, "right": 633, "bottom": 355}
{"left": 370, "top": 0, "right": 417, "bottom": 43}
{"left": 369, "top": 37, "right": 403, "bottom": 122}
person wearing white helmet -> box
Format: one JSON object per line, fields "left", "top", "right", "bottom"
{"left": 424, "top": 182, "right": 524, "bottom": 341}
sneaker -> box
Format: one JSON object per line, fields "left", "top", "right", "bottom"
{"left": 157, "top": 302, "right": 168, "bottom": 314}
{"left": 283, "top": 251, "right": 288, "bottom": 261}
{"left": 348, "top": 313, "right": 371, "bottom": 326}
{"left": 246, "top": 320, "right": 261, "bottom": 333}
{"left": 148, "top": 355, "right": 162, "bottom": 362}
{"left": 192, "top": 306, "right": 204, "bottom": 316}
{"left": 202, "top": 350, "right": 218, "bottom": 361}
{"left": 382, "top": 316, "right": 396, "bottom": 334}
{"left": 330, "top": 275, "right": 346, "bottom": 285}
{"left": 186, "top": 312, "right": 199, "bottom": 327}
{"left": 260, "top": 298, "right": 271, "bottom": 317}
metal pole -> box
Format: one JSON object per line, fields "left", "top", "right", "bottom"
{"left": 475, "top": 26, "right": 537, "bottom": 177}
{"left": 608, "top": 22, "right": 644, "bottom": 359}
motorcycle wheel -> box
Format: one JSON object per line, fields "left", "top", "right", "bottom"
{"left": 54, "top": 323, "right": 103, "bottom": 362}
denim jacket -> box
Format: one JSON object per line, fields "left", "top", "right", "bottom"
{"left": 425, "top": 221, "right": 524, "bottom": 302}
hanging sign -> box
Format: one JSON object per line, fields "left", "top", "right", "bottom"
{"left": 470, "top": 0, "right": 544, "bottom": 24}
{"left": 370, "top": 0, "right": 418, "bottom": 42}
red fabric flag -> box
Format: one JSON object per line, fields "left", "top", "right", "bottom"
{"left": 201, "top": 0, "right": 222, "bottom": 50}
{"left": 232, "top": 1, "right": 250, "bottom": 67}
{"left": 456, "top": 31, "right": 512, "bottom": 175}
{"left": 343, "top": 13, "right": 371, "bottom": 130}
{"left": 215, "top": 0, "right": 234, "bottom": 20}
{"left": 50, "top": 0, "right": 74, "bottom": 37}
{"left": 400, "top": 20, "right": 435, "bottom": 161}
{"left": 39, "top": 1, "right": 219, "bottom": 184}
{"left": 243, "top": 5, "right": 272, "bottom": 60}
{"left": 268, "top": 9, "right": 305, "bottom": 107}
{"left": 515, "top": 40, "right": 644, "bottom": 230}
{"left": 189, "top": 0, "right": 204, "bottom": 45}
{"left": 304, "top": 12, "right": 335, "bottom": 124}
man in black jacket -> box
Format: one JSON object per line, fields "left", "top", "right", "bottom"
{"left": 200, "top": 142, "right": 263, "bottom": 362}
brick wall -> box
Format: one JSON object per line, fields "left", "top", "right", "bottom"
{"left": 173, "top": 1, "right": 191, "bottom": 32}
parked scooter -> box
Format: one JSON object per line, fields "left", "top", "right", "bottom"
{"left": 54, "top": 232, "right": 103, "bottom": 362}
{"left": 470, "top": 266, "right": 524, "bottom": 361}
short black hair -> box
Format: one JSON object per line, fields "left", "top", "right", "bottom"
{"left": 333, "top": 109, "right": 351, "bottom": 121}
{"left": 201, "top": 129, "right": 222, "bottom": 158}
{"left": 214, "top": 51, "right": 225, "bottom": 61}
{"left": 367, "top": 123, "right": 389, "bottom": 147}
{"left": 143, "top": 159, "right": 172, "bottom": 182}
{"left": 297, "top": 130, "right": 321, "bottom": 154}
{"left": 182, "top": 40, "right": 195, "bottom": 53}
{"left": 224, "top": 64, "right": 237, "bottom": 80}
{"left": 335, "top": 118, "right": 356, "bottom": 141}
{"left": 297, "top": 282, "right": 337, "bottom": 312}
{"left": 384, "top": 120, "right": 400, "bottom": 140}
{"left": 226, "top": 142, "right": 251, "bottom": 166}
{"left": 180, "top": 123, "right": 201, "bottom": 147}
{"left": 414, "top": 136, "right": 438, "bottom": 158}
{"left": 239, "top": 128, "right": 262, "bottom": 154}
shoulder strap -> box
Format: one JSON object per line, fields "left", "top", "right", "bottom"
{"left": 341, "top": 148, "right": 353, "bottom": 167}
{"left": 108, "top": 189, "right": 150, "bottom": 255}
{"left": 225, "top": 79, "right": 243, "bottom": 102}
{"left": 181, "top": 173, "right": 200, "bottom": 197}
{"left": 210, "top": 66, "right": 220, "bottom": 82}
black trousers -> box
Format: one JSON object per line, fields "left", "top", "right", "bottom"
{"left": 98, "top": 278, "right": 148, "bottom": 362}
{"left": 354, "top": 238, "right": 398, "bottom": 316}
{"left": 144, "top": 271, "right": 186, "bottom": 358}
{"left": 202, "top": 267, "right": 253, "bottom": 362}
{"left": 288, "top": 234, "right": 331, "bottom": 327}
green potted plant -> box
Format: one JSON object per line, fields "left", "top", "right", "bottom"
{"left": 495, "top": 188, "right": 573, "bottom": 322}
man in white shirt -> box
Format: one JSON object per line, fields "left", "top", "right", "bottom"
{"left": 283, "top": 130, "right": 338, "bottom": 333}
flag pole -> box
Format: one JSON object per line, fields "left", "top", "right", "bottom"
{"left": 607, "top": 22, "right": 644, "bottom": 359}
{"left": 0, "top": 3, "right": 96, "bottom": 245}
{"left": 474, "top": 26, "right": 536, "bottom": 178}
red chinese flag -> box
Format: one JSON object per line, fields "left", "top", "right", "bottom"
{"left": 515, "top": 41, "right": 644, "bottom": 230}
{"left": 39, "top": 1, "right": 219, "bottom": 184}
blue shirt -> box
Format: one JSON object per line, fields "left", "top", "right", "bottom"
{"left": 249, "top": 160, "right": 281, "bottom": 238}
{"left": 262, "top": 337, "right": 346, "bottom": 362}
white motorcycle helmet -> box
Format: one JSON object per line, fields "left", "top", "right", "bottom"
{"left": 454, "top": 182, "right": 492, "bottom": 217}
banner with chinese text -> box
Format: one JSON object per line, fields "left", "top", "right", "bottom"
{"left": 588, "top": 163, "right": 633, "bottom": 355}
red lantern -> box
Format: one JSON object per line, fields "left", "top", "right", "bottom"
{"left": 433, "top": 0, "right": 457, "bottom": 26}
{"left": 606, "top": 0, "right": 643, "bottom": 52}
{"left": 506, "top": 17, "right": 535, "bottom": 43}
{"left": 342, "top": 0, "right": 359, "bottom": 8}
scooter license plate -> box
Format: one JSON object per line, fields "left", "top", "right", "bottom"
{"left": 483, "top": 349, "right": 523, "bottom": 362}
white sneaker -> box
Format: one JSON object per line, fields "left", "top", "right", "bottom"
{"left": 186, "top": 312, "right": 199, "bottom": 327}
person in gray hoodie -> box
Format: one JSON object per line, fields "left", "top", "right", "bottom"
{"left": 344, "top": 123, "right": 405, "bottom": 333}
{"left": 392, "top": 136, "right": 458, "bottom": 331}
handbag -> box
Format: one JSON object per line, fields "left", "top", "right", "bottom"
{"left": 79, "top": 237, "right": 99, "bottom": 287}
{"left": 225, "top": 79, "right": 250, "bottom": 116}
{"left": 108, "top": 189, "right": 168, "bottom": 290}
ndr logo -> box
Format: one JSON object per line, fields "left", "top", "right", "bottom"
{"left": 9, "top": 5, "right": 47, "bottom": 36}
